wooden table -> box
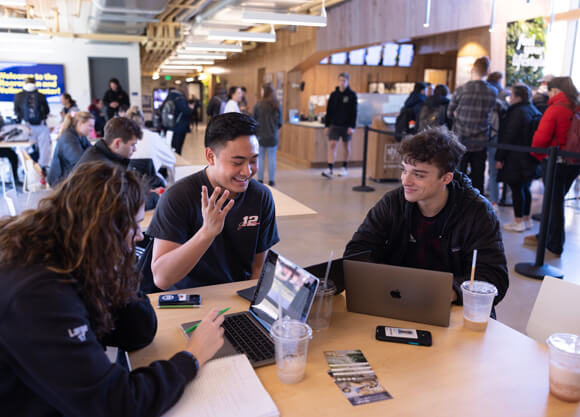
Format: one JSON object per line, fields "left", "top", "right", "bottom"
{"left": 0, "top": 140, "right": 33, "bottom": 148}
{"left": 130, "top": 281, "right": 580, "bottom": 417}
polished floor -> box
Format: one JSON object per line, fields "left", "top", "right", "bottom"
{"left": 1, "top": 127, "right": 579, "bottom": 336}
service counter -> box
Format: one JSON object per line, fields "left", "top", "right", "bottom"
{"left": 277, "top": 121, "right": 364, "bottom": 168}
{"left": 366, "top": 117, "right": 401, "bottom": 182}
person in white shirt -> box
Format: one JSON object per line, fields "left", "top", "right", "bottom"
{"left": 223, "top": 86, "right": 243, "bottom": 113}
{"left": 128, "top": 106, "right": 176, "bottom": 183}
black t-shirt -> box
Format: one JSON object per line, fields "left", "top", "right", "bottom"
{"left": 402, "top": 192, "right": 452, "bottom": 272}
{"left": 147, "top": 168, "right": 280, "bottom": 289}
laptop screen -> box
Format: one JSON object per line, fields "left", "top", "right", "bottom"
{"left": 250, "top": 250, "right": 319, "bottom": 331}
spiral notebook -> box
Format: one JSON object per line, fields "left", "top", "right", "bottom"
{"left": 163, "top": 354, "right": 279, "bottom": 417}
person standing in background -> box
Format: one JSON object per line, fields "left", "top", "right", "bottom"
{"left": 102, "top": 78, "right": 130, "bottom": 120}
{"left": 60, "top": 93, "right": 79, "bottom": 119}
{"left": 163, "top": 87, "right": 193, "bottom": 155}
{"left": 254, "top": 83, "right": 282, "bottom": 186}
{"left": 224, "top": 86, "right": 243, "bottom": 113}
{"left": 239, "top": 86, "right": 249, "bottom": 114}
{"left": 189, "top": 95, "right": 201, "bottom": 130}
{"left": 532, "top": 74, "right": 555, "bottom": 114}
{"left": 207, "top": 87, "right": 226, "bottom": 122}
{"left": 13, "top": 77, "right": 51, "bottom": 176}
{"left": 447, "top": 56, "right": 497, "bottom": 194}
{"left": 322, "top": 72, "right": 358, "bottom": 178}
{"left": 88, "top": 99, "right": 106, "bottom": 138}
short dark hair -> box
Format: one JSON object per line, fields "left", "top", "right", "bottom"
{"left": 433, "top": 84, "right": 449, "bottom": 97}
{"left": 109, "top": 78, "right": 120, "bottom": 87}
{"left": 511, "top": 83, "right": 532, "bottom": 103}
{"left": 103, "top": 117, "right": 143, "bottom": 145}
{"left": 205, "top": 113, "right": 258, "bottom": 150}
{"left": 118, "top": 104, "right": 130, "bottom": 114}
{"left": 487, "top": 71, "right": 503, "bottom": 84}
{"left": 339, "top": 72, "right": 350, "bottom": 80}
{"left": 228, "top": 86, "right": 240, "bottom": 99}
{"left": 472, "top": 56, "right": 490, "bottom": 76}
{"left": 25, "top": 77, "right": 35, "bottom": 84}
{"left": 413, "top": 82, "right": 427, "bottom": 93}
{"left": 399, "top": 127, "right": 466, "bottom": 176}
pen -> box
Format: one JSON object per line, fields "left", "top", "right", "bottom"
{"left": 184, "top": 307, "right": 230, "bottom": 334}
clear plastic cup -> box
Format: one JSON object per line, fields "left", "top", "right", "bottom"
{"left": 546, "top": 333, "right": 580, "bottom": 402}
{"left": 461, "top": 281, "right": 498, "bottom": 331}
{"left": 307, "top": 280, "right": 336, "bottom": 330}
{"left": 270, "top": 319, "right": 312, "bottom": 384}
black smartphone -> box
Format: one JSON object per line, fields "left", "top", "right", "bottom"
{"left": 158, "top": 294, "right": 201, "bottom": 308}
{"left": 375, "top": 326, "right": 432, "bottom": 346}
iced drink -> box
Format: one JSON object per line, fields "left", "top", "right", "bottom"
{"left": 460, "top": 281, "right": 498, "bottom": 332}
{"left": 270, "top": 319, "right": 312, "bottom": 384}
{"left": 547, "top": 333, "right": 580, "bottom": 402}
{"left": 307, "top": 280, "right": 336, "bottom": 330}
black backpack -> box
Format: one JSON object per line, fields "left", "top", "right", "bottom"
{"left": 418, "top": 104, "right": 445, "bottom": 131}
{"left": 526, "top": 112, "right": 543, "bottom": 145}
{"left": 161, "top": 96, "right": 180, "bottom": 129}
{"left": 395, "top": 106, "right": 416, "bottom": 142}
{"left": 22, "top": 91, "right": 44, "bottom": 125}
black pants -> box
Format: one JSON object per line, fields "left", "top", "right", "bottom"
{"left": 459, "top": 149, "right": 487, "bottom": 194}
{"left": 172, "top": 131, "right": 187, "bottom": 155}
{"left": 0, "top": 148, "right": 20, "bottom": 183}
{"left": 546, "top": 162, "right": 580, "bottom": 254}
{"left": 508, "top": 181, "right": 531, "bottom": 218}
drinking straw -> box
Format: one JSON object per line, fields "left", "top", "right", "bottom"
{"left": 322, "top": 251, "right": 334, "bottom": 289}
{"left": 469, "top": 249, "right": 478, "bottom": 290}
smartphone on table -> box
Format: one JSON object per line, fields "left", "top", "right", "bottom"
{"left": 375, "top": 326, "right": 432, "bottom": 346}
{"left": 158, "top": 294, "right": 201, "bottom": 308}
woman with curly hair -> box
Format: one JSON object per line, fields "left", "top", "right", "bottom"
{"left": 0, "top": 161, "right": 224, "bottom": 416}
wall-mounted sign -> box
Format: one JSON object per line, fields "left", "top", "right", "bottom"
{"left": 0, "top": 62, "right": 65, "bottom": 103}
{"left": 506, "top": 18, "right": 547, "bottom": 86}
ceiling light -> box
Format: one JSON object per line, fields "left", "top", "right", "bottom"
{"left": 0, "top": 17, "right": 47, "bottom": 30}
{"left": 174, "top": 52, "right": 227, "bottom": 60}
{"left": 0, "top": 0, "right": 27, "bottom": 6}
{"left": 166, "top": 59, "right": 215, "bottom": 65}
{"left": 160, "top": 65, "right": 203, "bottom": 71}
{"left": 0, "top": 33, "right": 50, "bottom": 42}
{"left": 489, "top": 0, "right": 496, "bottom": 32}
{"left": 152, "top": 72, "right": 160, "bottom": 80}
{"left": 241, "top": 11, "right": 326, "bottom": 27}
{"left": 186, "top": 77, "right": 194, "bottom": 82}
{"left": 207, "top": 29, "right": 276, "bottom": 43}
{"left": 183, "top": 42, "right": 242, "bottom": 53}
{"left": 423, "top": 0, "right": 431, "bottom": 28}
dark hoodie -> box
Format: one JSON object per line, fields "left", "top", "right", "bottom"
{"left": 325, "top": 86, "right": 358, "bottom": 128}
{"left": 344, "top": 171, "right": 508, "bottom": 306}
{"left": 403, "top": 92, "right": 426, "bottom": 122}
{"left": 418, "top": 95, "right": 451, "bottom": 131}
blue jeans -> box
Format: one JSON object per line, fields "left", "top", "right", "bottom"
{"left": 258, "top": 146, "right": 277, "bottom": 182}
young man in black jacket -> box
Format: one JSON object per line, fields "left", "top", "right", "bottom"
{"left": 345, "top": 127, "right": 508, "bottom": 308}
{"left": 323, "top": 73, "right": 358, "bottom": 177}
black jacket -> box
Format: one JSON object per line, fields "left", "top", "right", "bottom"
{"left": 253, "top": 101, "right": 282, "bottom": 147}
{"left": 0, "top": 265, "right": 197, "bottom": 417}
{"left": 165, "top": 91, "right": 193, "bottom": 134}
{"left": 325, "top": 86, "right": 358, "bottom": 128}
{"left": 403, "top": 92, "right": 426, "bottom": 122}
{"left": 76, "top": 139, "right": 130, "bottom": 168}
{"left": 344, "top": 172, "right": 508, "bottom": 305}
{"left": 495, "top": 101, "right": 541, "bottom": 184}
{"left": 102, "top": 88, "right": 130, "bottom": 120}
{"left": 13, "top": 90, "right": 50, "bottom": 124}
{"left": 47, "top": 127, "right": 92, "bottom": 186}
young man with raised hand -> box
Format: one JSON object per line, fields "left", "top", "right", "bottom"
{"left": 344, "top": 127, "right": 508, "bottom": 308}
{"left": 148, "top": 112, "right": 280, "bottom": 290}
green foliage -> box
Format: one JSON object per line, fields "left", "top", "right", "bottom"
{"left": 506, "top": 17, "right": 547, "bottom": 87}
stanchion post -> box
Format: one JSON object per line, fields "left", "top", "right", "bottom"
{"left": 353, "top": 125, "right": 375, "bottom": 192}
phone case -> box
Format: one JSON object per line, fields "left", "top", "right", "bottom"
{"left": 375, "top": 326, "right": 432, "bottom": 346}
{"left": 158, "top": 294, "right": 201, "bottom": 308}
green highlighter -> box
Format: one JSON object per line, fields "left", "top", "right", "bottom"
{"left": 184, "top": 307, "right": 230, "bottom": 334}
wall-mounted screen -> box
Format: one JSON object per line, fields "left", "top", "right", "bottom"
{"left": 0, "top": 62, "right": 65, "bottom": 103}
{"left": 153, "top": 88, "right": 169, "bottom": 110}
{"left": 348, "top": 48, "right": 366, "bottom": 66}
{"left": 398, "top": 44, "right": 414, "bottom": 67}
{"left": 330, "top": 52, "right": 348, "bottom": 65}
{"left": 320, "top": 56, "right": 329, "bottom": 65}
{"left": 365, "top": 45, "right": 382, "bottom": 66}
{"left": 382, "top": 43, "right": 399, "bottom": 66}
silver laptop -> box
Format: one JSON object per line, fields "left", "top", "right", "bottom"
{"left": 343, "top": 260, "right": 453, "bottom": 327}
{"left": 181, "top": 250, "right": 319, "bottom": 367}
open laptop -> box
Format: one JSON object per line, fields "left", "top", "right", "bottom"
{"left": 181, "top": 250, "right": 319, "bottom": 368}
{"left": 236, "top": 250, "right": 371, "bottom": 302}
{"left": 343, "top": 260, "right": 453, "bottom": 327}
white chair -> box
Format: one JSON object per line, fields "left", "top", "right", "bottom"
{"left": 526, "top": 276, "right": 580, "bottom": 344}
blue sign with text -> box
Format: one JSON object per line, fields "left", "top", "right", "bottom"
{"left": 0, "top": 62, "right": 65, "bottom": 103}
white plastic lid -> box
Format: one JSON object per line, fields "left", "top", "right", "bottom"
{"left": 547, "top": 333, "right": 580, "bottom": 355}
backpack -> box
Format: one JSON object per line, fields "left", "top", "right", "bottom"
{"left": 161, "top": 96, "right": 179, "bottom": 129}
{"left": 562, "top": 110, "right": 580, "bottom": 164}
{"left": 394, "top": 106, "right": 416, "bottom": 142}
{"left": 22, "top": 91, "right": 44, "bottom": 125}
{"left": 418, "top": 104, "right": 445, "bottom": 131}
{"left": 526, "top": 112, "right": 543, "bottom": 145}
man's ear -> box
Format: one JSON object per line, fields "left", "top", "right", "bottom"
{"left": 442, "top": 172, "right": 454, "bottom": 185}
{"left": 205, "top": 146, "right": 216, "bottom": 165}
{"left": 110, "top": 137, "right": 122, "bottom": 152}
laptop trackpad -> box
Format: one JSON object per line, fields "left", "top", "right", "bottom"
{"left": 213, "top": 339, "right": 239, "bottom": 360}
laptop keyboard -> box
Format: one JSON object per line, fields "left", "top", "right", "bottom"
{"left": 223, "top": 314, "right": 275, "bottom": 363}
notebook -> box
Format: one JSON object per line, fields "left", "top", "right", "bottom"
{"left": 163, "top": 354, "right": 279, "bottom": 417}
{"left": 181, "top": 250, "right": 319, "bottom": 367}
{"left": 343, "top": 260, "right": 453, "bottom": 327}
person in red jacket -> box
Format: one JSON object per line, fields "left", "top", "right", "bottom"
{"left": 525, "top": 76, "right": 580, "bottom": 255}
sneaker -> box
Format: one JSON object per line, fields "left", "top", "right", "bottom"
{"left": 321, "top": 169, "right": 333, "bottom": 178}
{"left": 503, "top": 222, "right": 526, "bottom": 232}
{"left": 523, "top": 234, "right": 538, "bottom": 247}
{"left": 337, "top": 167, "right": 348, "bottom": 177}
{"left": 268, "top": 180, "right": 275, "bottom": 186}
{"left": 524, "top": 220, "right": 534, "bottom": 230}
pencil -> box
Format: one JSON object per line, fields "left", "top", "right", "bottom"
{"left": 184, "top": 307, "right": 230, "bottom": 334}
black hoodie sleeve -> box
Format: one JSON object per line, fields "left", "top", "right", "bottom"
{"left": 0, "top": 275, "right": 197, "bottom": 417}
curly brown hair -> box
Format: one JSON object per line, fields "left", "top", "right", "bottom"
{"left": 399, "top": 127, "right": 466, "bottom": 176}
{"left": 0, "top": 162, "right": 145, "bottom": 338}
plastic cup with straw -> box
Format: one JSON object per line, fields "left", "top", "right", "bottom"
{"left": 308, "top": 251, "right": 336, "bottom": 330}
{"left": 469, "top": 249, "right": 478, "bottom": 290}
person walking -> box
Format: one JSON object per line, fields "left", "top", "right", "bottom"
{"left": 102, "top": 78, "right": 130, "bottom": 120}
{"left": 253, "top": 83, "right": 282, "bottom": 186}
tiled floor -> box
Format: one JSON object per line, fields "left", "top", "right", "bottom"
{"left": 2, "top": 127, "right": 579, "bottom": 336}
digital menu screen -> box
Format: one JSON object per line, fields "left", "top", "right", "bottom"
{"left": 382, "top": 43, "right": 399, "bottom": 66}
{"left": 348, "top": 48, "right": 366, "bottom": 65}
{"left": 320, "top": 56, "right": 329, "bottom": 65}
{"left": 398, "top": 44, "right": 414, "bottom": 67}
{"left": 365, "top": 45, "right": 382, "bottom": 66}
{"left": 330, "top": 52, "right": 348, "bottom": 65}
